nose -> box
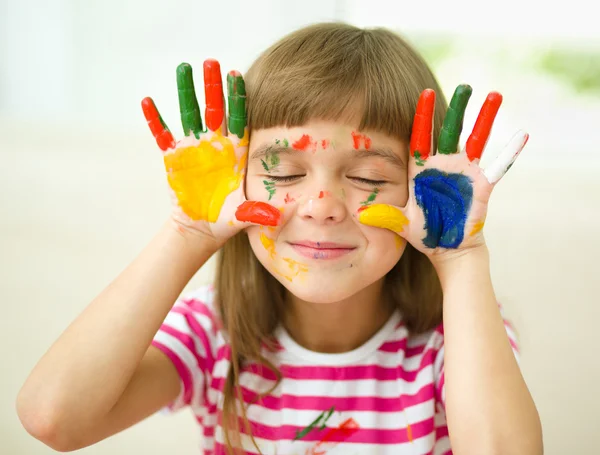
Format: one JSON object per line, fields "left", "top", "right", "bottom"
{"left": 296, "top": 191, "right": 347, "bottom": 225}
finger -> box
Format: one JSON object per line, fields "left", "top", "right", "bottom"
{"left": 176, "top": 63, "right": 203, "bottom": 138}
{"left": 483, "top": 130, "right": 529, "bottom": 184}
{"left": 438, "top": 84, "right": 472, "bottom": 155}
{"left": 235, "top": 201, "right": 282, "bottom": 226}
{"left": 227, "top": 70, "right": 247, "bottom": 139}
{"left": 141, "top": 97, "right": 176, "bottom": 151}
{"left": 204, "top": 59, "right": 225, "bottom": 133}
{"left": 410, "top": 89, "right": 435, "bottom": 166}
{"left": 357, "top": 204, "right": 409, "bottom": 235}
{"left": 465, "top": 92, "right": 503, "bottom": 162}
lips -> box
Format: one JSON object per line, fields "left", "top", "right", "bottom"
{"left": 288, "top": 240, "right": 356, "bottom": 260}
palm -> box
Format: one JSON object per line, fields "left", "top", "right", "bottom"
{"left": 142, "top": 60, "right": 280, "bottom": 243}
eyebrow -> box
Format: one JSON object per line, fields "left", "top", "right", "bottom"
{"left": 250, "top": 144, "right": 406, "bottom": 169}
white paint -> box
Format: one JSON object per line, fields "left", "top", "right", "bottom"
{"left": 483, "top": 130, "right": 528, "bottom": 184}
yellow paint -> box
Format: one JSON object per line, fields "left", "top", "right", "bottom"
{"left": 163, "top": 132, "right": 245, "bottom": 222}
{"left": 274, "top": 257, "right": 309, "bottom": 282}
{"left": 267, "top": 226, "right": 276, "bottom": 233}
{"left": 260, "top": 233, "right": 276, "bottom": 259}
{"left": 470, "top": 220, "right": 485, "bottom": 236}
{"left": 395, "top": 235, "right": 404, "bottom": 250}
{"left": 358, "top": 204, "right": 409, "bottom": 233}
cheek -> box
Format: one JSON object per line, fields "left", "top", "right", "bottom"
{"left": 363, "top": 225, "right": 407, "bottom": 262}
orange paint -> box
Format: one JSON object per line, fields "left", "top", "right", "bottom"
{"left": 163, "top": 132, "right": 241, "bottom": 222}
{"left": 292, "top": 134, "right": 317, "bottom": 152}
{"left": 284, "top": 193, "right": 295, "bottom": 204}
{"left": 308, "top": 418, "right": 360, "bottom": 454}
{"left": 318, "top": 191, "right": 331, "bottom": 199}
{"left": 351, "top": 131, "right": 372, "bottom": 150}
{"left": 275, "top": 257, "right": 308, "bottom": 282}
{"left": 321, "top": 139, "right": 330, "bottom": 149}
{"left": 470, "top": 220, "right": 485, "bottom": 236}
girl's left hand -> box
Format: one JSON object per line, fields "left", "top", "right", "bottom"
{"left": 358, "top": 84, "right": 528, "bottom": 264}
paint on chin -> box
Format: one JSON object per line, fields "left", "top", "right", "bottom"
{"left": 413, "top": 168, "right": 473, "bottom": 249}
{"left": 260, "top": 233, "right": 276, "bottom": 258}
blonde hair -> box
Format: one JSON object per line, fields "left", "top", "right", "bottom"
{"left": 215, "top": 22, "right": 446, "bottom": 454}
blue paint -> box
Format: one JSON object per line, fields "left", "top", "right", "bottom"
{"left": 413, "top": 169, "right": 473, "bottom": 249}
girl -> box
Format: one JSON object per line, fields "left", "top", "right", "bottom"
{"left": 17, "top": 23, "right": 542, "bottom": 454}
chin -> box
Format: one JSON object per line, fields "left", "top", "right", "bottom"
{"left": 278, "top": 273, "right": 370, "bottom": 304}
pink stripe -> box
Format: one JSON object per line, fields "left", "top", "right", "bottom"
{"left": 435, "top": 370, "right": 445, "bottom": 406}
{"left": 436, "top": 425, "right": 449, "bottom": 439}
{"left": 151, "top": 340, "right": 193, "bottom": 405}
{"left": 241, "top": 360, "right": 433, "bottom": 382}
{"left": 209, "top": 378, "right": 435, "bottom": 412}
{"left": 216, "top": 414, "right": 435, "bottom": 444}
{"left": 181, "top": 297, "right": 221, "bottom": 333}
{"left": 378, "top": 337, "right": 408, "bottom": 352}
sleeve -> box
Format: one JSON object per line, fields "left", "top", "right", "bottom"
{"left": 433, "top": 305, "right": 521, "bottom": 410}
{"left": 151, "top": 286, "right": 220, "bottom": 413}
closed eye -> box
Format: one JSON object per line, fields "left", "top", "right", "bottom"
{"left": 266, "top": 175, "right": 304, "bottom": 183}
{"left": 350, "top": 177, "right": 387, "bottom": 187}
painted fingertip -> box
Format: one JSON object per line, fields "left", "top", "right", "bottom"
{"left": 357, "top": 204, "right": 409, "bottom": 233}
{"left": 176, "top": 62, "right": 202, "bottom": 137}
{"left": 235, "top": 201, "right": 281, "bottom": 227}
{"left": 410, "top": 89, "right": 436, "bottom": 165}
{"left": 465, "top": 91, "right": 503, "bottom": 162}
{"left": 141, "top": 96, "right": 175, "bottom": 151}
{"left": 438, "top": 84, "right": 473, "bottom": 155}
{"left": 203, "top": 59, "right": 224, "bottom": 132}
{"left": 227, "top": 70, "right": 247, "bottom": 139}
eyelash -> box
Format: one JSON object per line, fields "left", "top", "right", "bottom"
{"left": 266, "top": 175, "right": 387, "bottom": 187}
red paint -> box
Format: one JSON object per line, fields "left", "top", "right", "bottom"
{"left": 235, "top": 201, "right": 281, "bottom": 226}
{"left": 284, "top": 193, "right": 295, "bottom": 204}
{"left": 319, "top": 191, "right": 325, "bottom": 199}
{"left": 321, "top": 139, "right": 330, "bottom": 149}
{"left": 292, "top": 134, "right": 316, "bottom": 152}
{"left": 466, "top": 91, "right": 503, "bottom": 162}
{"left": 203, "top": 59, "right": 224, "bottom": 132}
{"left": 357, "top": 205, "right": 368, "bottom": 213}
{"left": 351, "top": 132, "right": 372, "bottom": 150}
{"left": 410, "top": 89, "right": 435, "bottom": 161}
{"left": 309, "top": 418, "right": 360, "bottom": 454}
{"left": 141, "top": 97, "right": 175, "bottom": 151}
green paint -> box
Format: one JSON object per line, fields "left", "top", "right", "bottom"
{"left": 294, "top": 406, "right": 335, "bottom": 440}
{"left": 263, "top": 180, "right": 276, "bottom": 200}
{"left": 414, "top": 150, "right": 425, "bottom": 166}
{"left": 227, "top": 72, "right": 246, "bottom": 138}
{"left": 176, "top": 63, "right": 202, "bottom": 138}
{"left": 283, "top": 138, "right": 289, "bottom": 147}
{"left": 361, "top": 187, "right": 380, "bottom": 206}
{"left": 438, "top": 84, "right": 472, "bottom": 155}
{"left": 260, "top": 148, "right": 280, "bottom": 172}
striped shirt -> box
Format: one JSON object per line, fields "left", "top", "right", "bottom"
{"left": 151, "top": 285, "right": 519, "bottom": 454}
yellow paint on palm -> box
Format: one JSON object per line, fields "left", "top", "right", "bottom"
{"left": 395, "top": 235, "right": 404, "bottom": 250}
{"left": 358, "top": 204, "right": 409, "bottom": 233}
{"left": 260, "top": 233, "right": 276, "bottom": 259}
{"left": 163, "top": 132, "right": 244, "bottom": 222}
{"left": 470, "top": 220, "right": 485, "bottom": 236}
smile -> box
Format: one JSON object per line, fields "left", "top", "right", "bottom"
{"left": 288, "top": 241, "right": 357, "bottom": 260}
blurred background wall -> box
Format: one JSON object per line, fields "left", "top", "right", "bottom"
{"left": 1, "top": 0, "right": 598, "bottom": 453}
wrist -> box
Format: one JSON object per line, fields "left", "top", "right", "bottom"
{"left": 431, "top": 244, "right": 491, "bottom": 287}
{"left": 164, "top": 219, "right": 221, "bottom": 263}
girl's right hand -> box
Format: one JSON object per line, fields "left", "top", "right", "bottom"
{"left": 142, "top": 59, "right": 281, "bottom": 246}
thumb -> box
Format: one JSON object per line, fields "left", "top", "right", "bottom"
{"left": 357, "top": 204, "right": 410, "bottom": 237}
{"left": 234, "top": 201, "right": 282, "bottom": 227}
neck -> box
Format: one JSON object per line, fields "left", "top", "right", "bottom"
{"left": 282, "top": 279, "right": 394, "bottom": 354}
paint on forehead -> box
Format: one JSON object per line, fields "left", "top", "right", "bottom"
{"left": 261, "top": 147, "right": 280, "bottom": 172}
{"left": 414, "top": 168, "right": 473, "bottom": 249}
{"left": 275, "top": 138, "right": 289, "bottom": 147}
{"left": 292, "top": 134, "right": 317, "bottom": 152}
{"left": 351, "top": 132, "right": 372, "bottom": 150}
{"left": 260, "top": 233, "right": 276, "bottom": 259}
{"left": 321, "top": 139, "right": 330, "bottom": 149}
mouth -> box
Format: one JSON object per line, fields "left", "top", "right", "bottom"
{"left": 288, "top": 240, "right": 357, "bottom": 260}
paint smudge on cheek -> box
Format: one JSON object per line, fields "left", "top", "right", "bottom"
{"left": 292, "top": 134, "right": 317, "bottom": 152}
{"left": 413, "top": 168, "right": 473, "bottom": 249}
{"left": 260, "top": 233, "right": 276, "bottom": 259}
{"left": 360, "top": 188, "right": 380, "bottom": 206}
{"left": 284, "top": 193, "right": 295, "bottom": 204}
{"left": 263, "top": 179, "right": 276, "bottom": 200}
{"left": 235, "top": 201, "right": 282, "bottom": 226}
{"left": 351, "top": 131, "right": 372, "bottom": 150}
{"left": 274, "top": 257, "right": 309, "bottom": 282}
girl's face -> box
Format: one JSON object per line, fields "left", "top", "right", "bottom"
{"left": 245, "top": 120, "right": 409, "bottom": 303}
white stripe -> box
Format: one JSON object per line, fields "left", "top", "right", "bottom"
{"left": 161, "top": 311, "right": 208, "bottom": 359}
{"left": 211, "top": 358, "right": 436, "bottom": 398}
{"left": 434, "top": 436, "right": 452, "bottom": 455}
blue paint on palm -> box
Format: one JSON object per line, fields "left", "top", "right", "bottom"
{"left": 414, "top": 169, "right": 473, "bottom": 249}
